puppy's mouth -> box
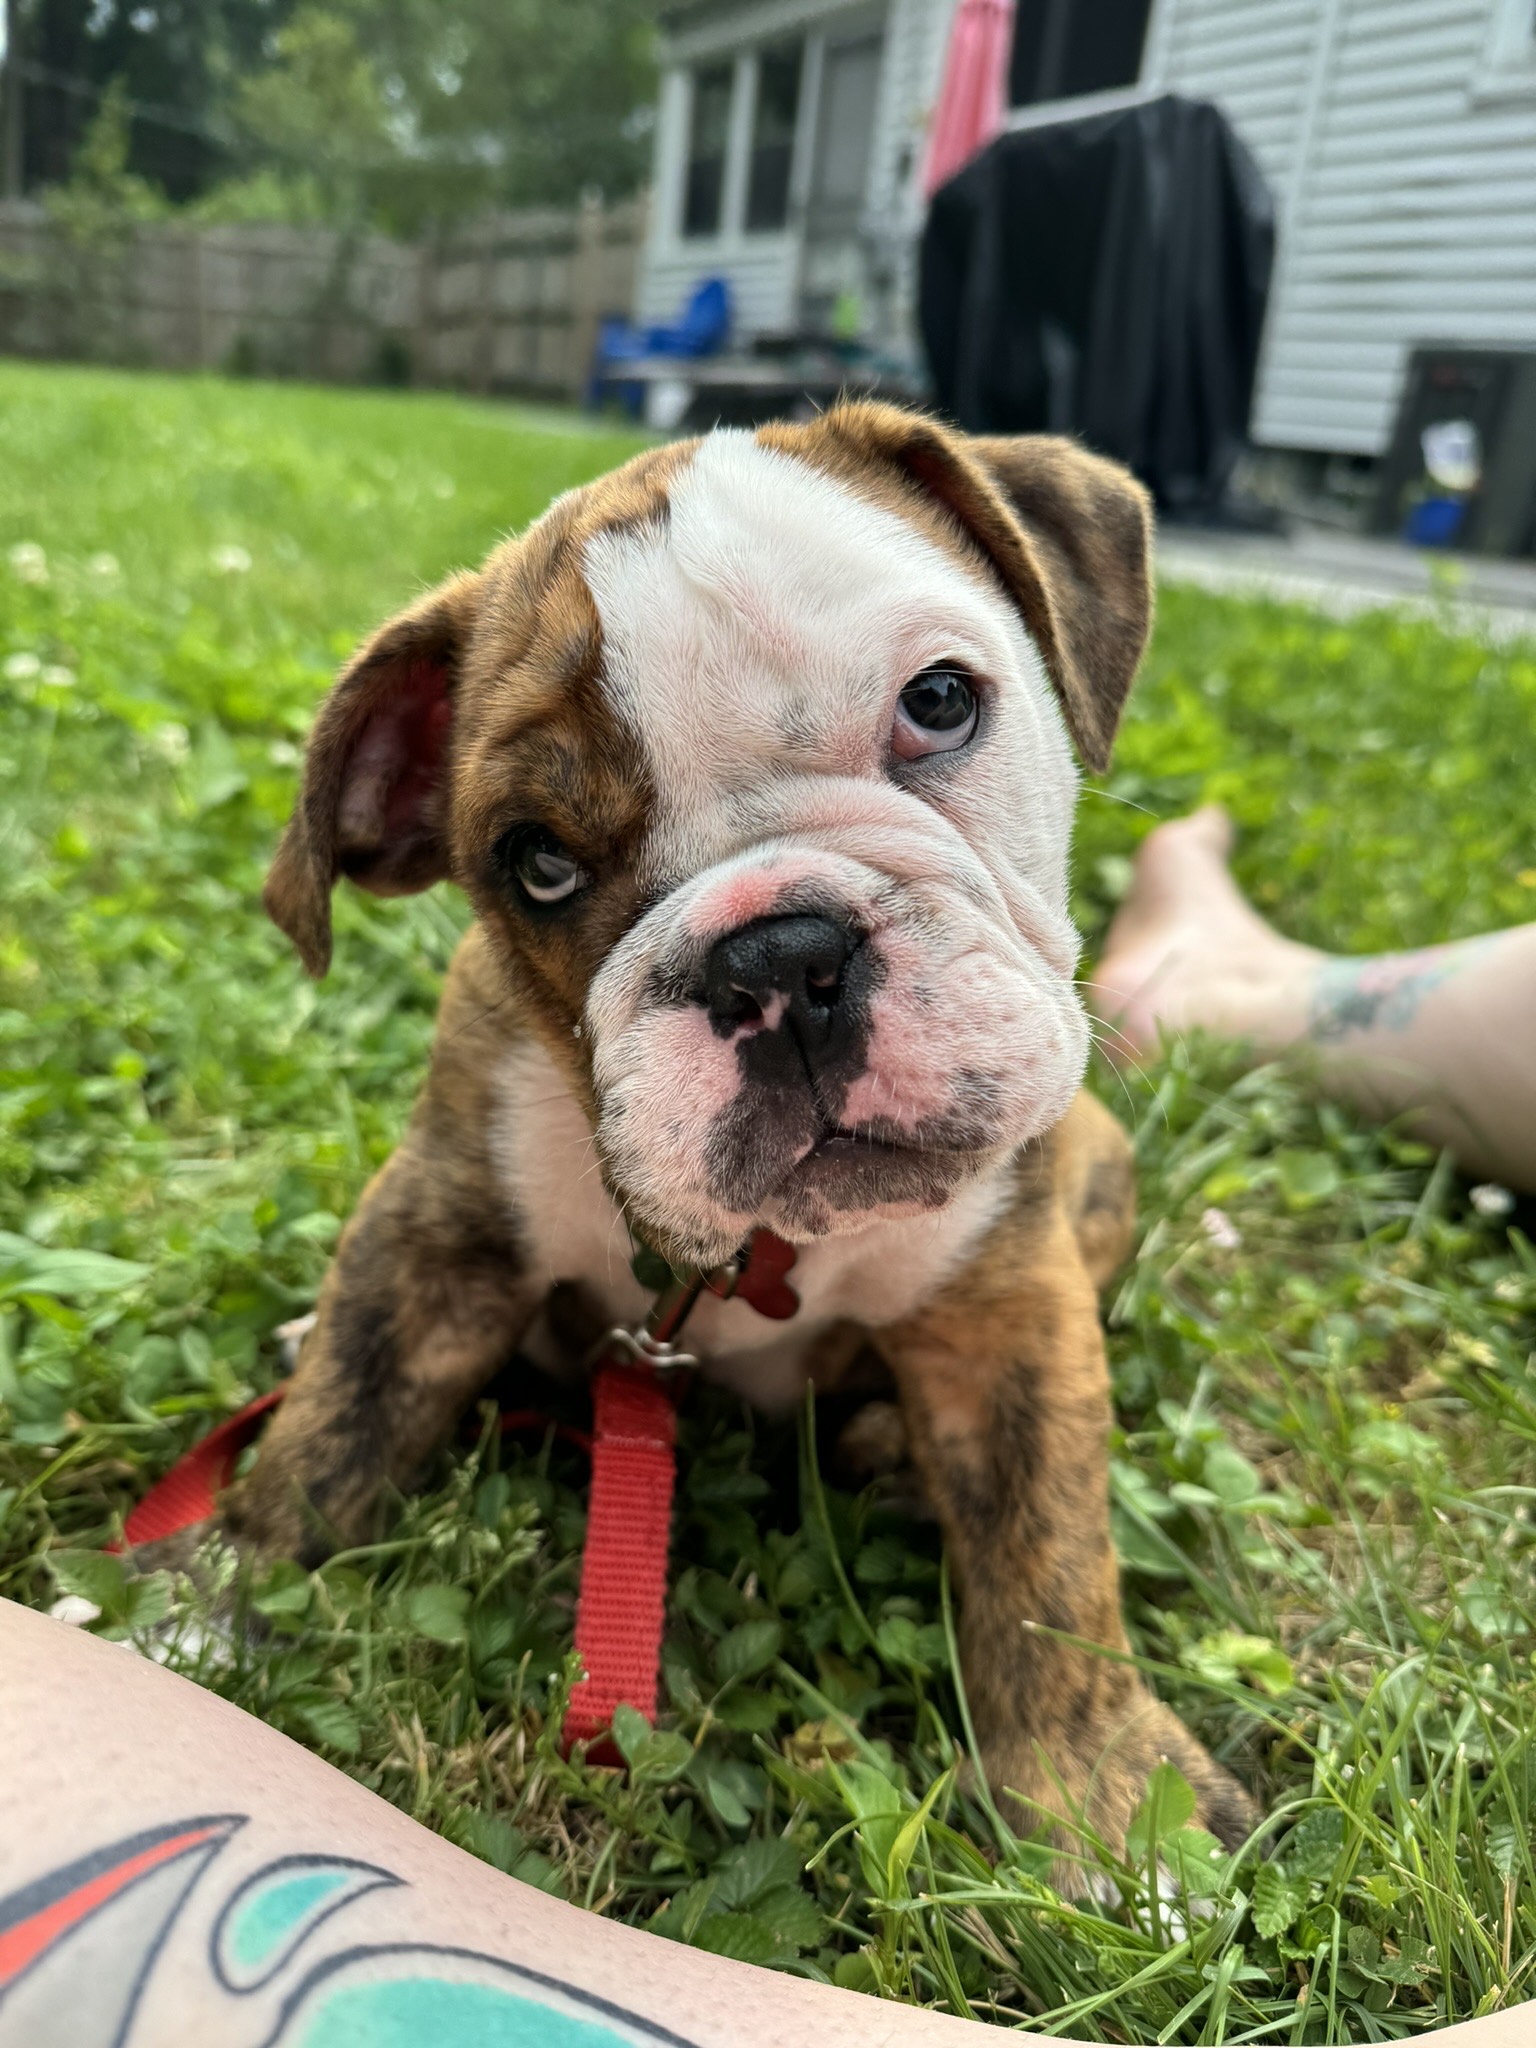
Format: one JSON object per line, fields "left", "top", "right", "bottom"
{"left": 787, "top": 1118, "right": 986, "bottom": 1193}
{"left": 805, "top": 1127, "right": 911, "bottom": 1165}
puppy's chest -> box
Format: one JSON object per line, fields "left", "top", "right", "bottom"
{"left": 487, "top": 1040, "right": 1009, "bottom": 1411}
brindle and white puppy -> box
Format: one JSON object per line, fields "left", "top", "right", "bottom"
{"left": 231, "top": 402, "right": 1252, "bottom": 1864}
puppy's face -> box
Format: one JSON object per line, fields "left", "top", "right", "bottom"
{"left": 268, "top": 406, "right": 1151, "bottom": 1266}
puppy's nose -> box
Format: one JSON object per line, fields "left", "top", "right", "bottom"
{"left": 704, "top": 915, "right": 852, "bottom": 1056}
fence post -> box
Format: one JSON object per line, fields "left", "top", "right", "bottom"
{"left": 569, "top": 190, "right": 607, "bottom": 403}
{"left": 415, "top": 233, "right": 437, "bottom": 387}
{"left": 474, "top": 222, "right": 497, "bottom": 394}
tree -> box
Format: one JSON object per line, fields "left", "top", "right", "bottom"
{"left": 228, "top": 6, "right": 391, "bottom": 226}
{"left": 16, "top": 0, "right": 657, "bottom": 224}
{"left": 13, "top": 0, "right": 296, "bottom": 198}
{"left": 342, "top": 0, "right": 657, "bottom": 220}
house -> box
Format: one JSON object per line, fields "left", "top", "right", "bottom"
{"left": 636, "top": 0, "right": 1536, "bottom": 459}
{"left": 637, "top": 0, "right": 955, "bottom": 370}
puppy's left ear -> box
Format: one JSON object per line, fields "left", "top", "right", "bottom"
{"left": 817, "top": 405, "right": 1153, "bottom": 773}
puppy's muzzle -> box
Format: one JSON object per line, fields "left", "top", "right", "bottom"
{"left": 702, "top": 913, "right": 863, "bottom": 1086}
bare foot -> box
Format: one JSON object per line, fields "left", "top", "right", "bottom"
{"left": 1087, "top": 806, "right": 1324, "bottom": 1063}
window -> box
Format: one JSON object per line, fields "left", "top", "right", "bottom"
{"left": 809, "top": 33, "right": 882, "bottom": 222}
{"left": 1009, "top": 0, "right": 1153, "bottom": 106}
{"left": 682, "top": 63, "right": 733, "bottom": 238}
{"left": 745, "top": 41, "right": 804, "bottom": 233}
{"left": 1473, "top": 0, "right": 1536, "bottom": 96}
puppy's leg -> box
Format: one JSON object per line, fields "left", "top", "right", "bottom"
{"left": 880, "top": 1175, "right": 1252, "bottom": 1873}
{"left": 219, "top": 935, "right": 542, "bottom": 1563}
{"left": 1055, "top": 1087, "right": 1138, "bottom": 1288}
{"left": 221, "top": 1138, "right": 538, "bottom": 1563}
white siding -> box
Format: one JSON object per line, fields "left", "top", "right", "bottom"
{"left": 1256, "top": 0, "right": 1536, "bottom": 452}
{"left": 1145, "top": 0, "right": 1325, "bottom": 197}
{"left": 1150, "top": 0, "right": 1536, "bottom": 454}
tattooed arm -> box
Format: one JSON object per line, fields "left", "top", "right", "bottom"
{"left": 0, "top": 1598, "right": 968, "bottom": 2048}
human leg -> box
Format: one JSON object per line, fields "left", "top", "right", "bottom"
{"left": 1089, "top": 806, "right": 1536, "bottom": 1191}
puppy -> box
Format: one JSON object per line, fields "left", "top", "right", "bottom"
{"left": 231, "top": 401, "right": 1252, "bottom": 1863}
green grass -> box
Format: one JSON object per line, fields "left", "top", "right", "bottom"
{"left": 4, "top": 359, "right": 1536, "bottom": 2040}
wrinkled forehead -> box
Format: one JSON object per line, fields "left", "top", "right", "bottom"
{"left": 580, "top": 433, "right": 1034, "bottom": 805}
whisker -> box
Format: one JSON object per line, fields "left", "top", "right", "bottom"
{"left": 1078, "top": 787, "right": 1158, "bottom": 817}
{"left": 441, "top": 994, "right": 514, "bottom": 1046}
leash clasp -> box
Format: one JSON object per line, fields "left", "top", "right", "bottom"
{"left": 587, "top": 1324, "right": 700, "bottom": 1376}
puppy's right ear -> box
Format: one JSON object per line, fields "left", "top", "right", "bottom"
{"left": 265, "top": 570, "right": 482, "bottom": 976}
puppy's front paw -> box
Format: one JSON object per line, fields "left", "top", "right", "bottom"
{"left": 984, "top": 1686, "right": 1255, "bottom": 1892}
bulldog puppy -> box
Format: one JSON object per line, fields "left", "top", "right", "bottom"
{"left": 232, "top": 401, "right": 1252, "bottom": 1863}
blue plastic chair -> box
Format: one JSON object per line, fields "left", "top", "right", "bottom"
{"left": 589, "top": 277, "right": 733, "bottom": 412}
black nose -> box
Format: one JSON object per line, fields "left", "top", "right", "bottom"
{"left": 704, "top": 915, "right": 852, "bottom": 1059}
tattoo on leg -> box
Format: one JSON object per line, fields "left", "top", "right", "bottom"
{"left": 0, "top": 1817, "right": 698, "bottom": 2047}
{"left": 1308, "top": 939, "right": 1489, "bottom": 1044}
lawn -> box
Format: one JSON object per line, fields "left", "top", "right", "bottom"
{"left": 4, "top": 359, "right": 1536, "bottom": 2041}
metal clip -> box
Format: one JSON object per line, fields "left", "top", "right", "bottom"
{"left": 586, "top": 1325, "right": 700, "bottom": 1376}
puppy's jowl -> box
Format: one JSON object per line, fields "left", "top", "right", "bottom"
{"left": 230, "top": 402, "right": 1252, "bottom": 1864}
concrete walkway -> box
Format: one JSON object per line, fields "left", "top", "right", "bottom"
{"left": 1156, "top": 524, "right": 1536, "bottom": 643}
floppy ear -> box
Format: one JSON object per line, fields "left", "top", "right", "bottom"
{"left": 264, "top": 570, "right": 483, "bottom": 976}
{"left": 815, "top": 404, "right": 1153, "bottom": 774}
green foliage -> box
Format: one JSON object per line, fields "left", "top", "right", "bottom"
{"left": 44, "top": 80, "right": 169, "bottom": 237}
{"left": 323, "top": 0, "right": 660, "bottom": 226}
{"left": 227, "top": 7, "right": 395, "bottom": 228}
{"left": 20, "top": 0, "right": 289, "bottom": 203}
{"left": 4, "top": 362, "right": 1536, "bottom": 2038}
{"left": 28, "top": 0, "right": 657, "bottom": 229}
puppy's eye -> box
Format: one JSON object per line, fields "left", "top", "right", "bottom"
{"left": 498, "top": 825, "right": 590, "bottom": 909}
{"left": 892, "top": 665, "right": 978, "bottom": 760}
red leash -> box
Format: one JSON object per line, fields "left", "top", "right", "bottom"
{"left": 115, "top": 1232, "right": 799, "bottom": 1764}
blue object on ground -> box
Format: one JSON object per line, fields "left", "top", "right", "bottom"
{"left": 589, "top": 278, "right": 732, "bottom": 412}
{"left": 1404, "top": 495, "right": 1466, "bottom": 548}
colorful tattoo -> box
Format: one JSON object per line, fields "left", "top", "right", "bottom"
{"left": 0, "top": 1817, "right": 698, "bottom": 2048}
{"left": 1308, "top": 940, "right": 1486, "bottom": 1044}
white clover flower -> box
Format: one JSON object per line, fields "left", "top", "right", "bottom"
{"left": 87, "top": 551, "right": 121, "bottom": 578}
{"left": 151, "top": 721, "right": 191, "bottom": 763}
{"left": 40, "top": 664, "right": 76, "bottom": 688}
{"left": 3, "top": 652, "right": 42, "bottom": 682}
{"left": 9, "top": 541, "right": 48, "bottom": 584}
{"left": 48, "top": 1594, "right": 102, "bottom": 1628}
{"left": 1470, "top": 1184, "right": 1515, "bottom": 1220}
{"left": 211, "top": 544, "right": 252, "bottom": 574}
{"left": 1201, "top": 1206, "right": 1243, "bottom": 1250}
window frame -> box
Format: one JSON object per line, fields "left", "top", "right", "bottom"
{"left": 1008, "top": 0, "right": 1155, "bottom": 111}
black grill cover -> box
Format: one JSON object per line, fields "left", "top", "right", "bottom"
{"left": 920, "top": 95, "right": 1275, "bottom": 514}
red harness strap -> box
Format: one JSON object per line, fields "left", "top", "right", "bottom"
{"left": 110, "top": 1229, "right": 799, "bottom": 1763}
{"left": 563, "top": 1364, "right": 678, "bottom": 1761}
{"left": 115, "top": 1390, "right": 284, "bottom": 1551}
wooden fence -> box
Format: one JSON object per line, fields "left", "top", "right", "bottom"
{"left": 0, "top": 195, "right": 644, "bottom": 399}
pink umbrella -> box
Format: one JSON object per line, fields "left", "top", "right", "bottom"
{"left": 923, "top": 0, "right": 1016, "bottom": 199}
